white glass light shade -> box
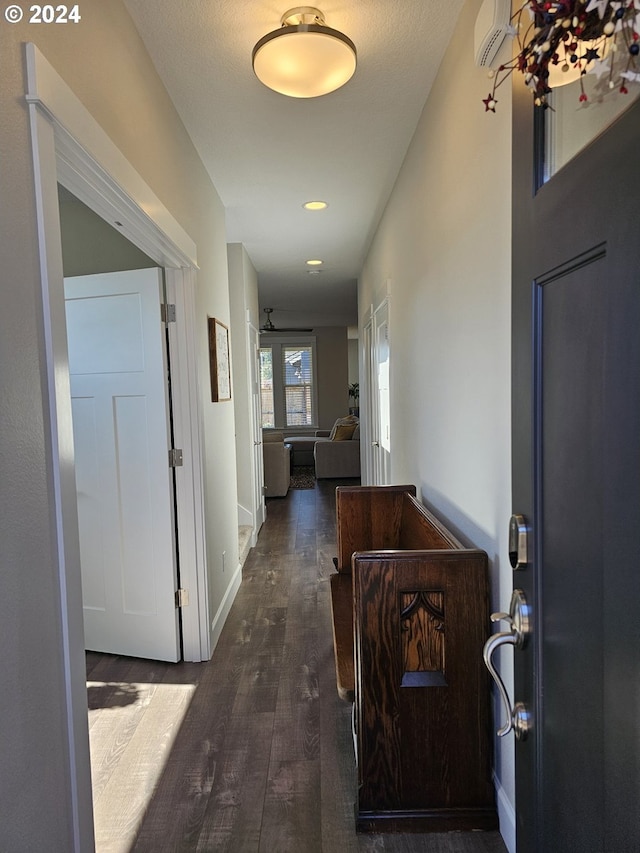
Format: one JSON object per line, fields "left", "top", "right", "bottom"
{"left": 253, "top": 23, "right": 356, "bottom": 98}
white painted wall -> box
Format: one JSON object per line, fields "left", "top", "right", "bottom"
{"left": 348, "top": 338, "right": 359, "bottom": 387}
{"left": 0, "top": 2, "right": 238, "bottom": 847}
{"left": 359, "top": 1, "right": 515, "bottom": 849}
{"left": 316, "top": 327, "right": 350, "bottom": 428}
{"left": 59, "top": 189, "right": 156, "bottom": 275}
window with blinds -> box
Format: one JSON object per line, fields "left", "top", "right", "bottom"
{"left": 259, "top": 338, "right": 317, "bottom": 429}
{"left": 260, "top": 348, "right": 275, "bottom": 428}
{"left": 283, "top": 346, "right": 313, "bottom": 426}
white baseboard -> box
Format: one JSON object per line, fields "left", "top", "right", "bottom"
{"left": 495, "top": 774, "right": 516, "bottom": 853}
{"left": 209, "top": 562, "right": 242, "bottom": 653}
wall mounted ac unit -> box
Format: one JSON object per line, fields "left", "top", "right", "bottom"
{"left": 474, "top": 0, "right": 511, "bottom": 67}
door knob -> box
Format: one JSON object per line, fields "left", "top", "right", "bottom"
{"left": 483, "top": 588, "right": 532, "bottom": 740}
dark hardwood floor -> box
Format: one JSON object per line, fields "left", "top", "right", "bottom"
{"left": 85, "top": 479, "right": 507, "bottom": 853}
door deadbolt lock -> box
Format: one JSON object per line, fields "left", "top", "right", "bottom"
{"left": 508, "top": 514, "right": 528, "bottom": 570}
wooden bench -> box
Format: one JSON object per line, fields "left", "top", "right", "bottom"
{"left": 329, "top": 484, "right": 497, "bottom": 833}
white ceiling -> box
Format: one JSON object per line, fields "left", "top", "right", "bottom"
{"left": 123, "top": 1, "right": 465, "bottom": 328}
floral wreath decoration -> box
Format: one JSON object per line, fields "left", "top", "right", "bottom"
{"left": 483, "top": 0, "right": 640, "bottom": 111}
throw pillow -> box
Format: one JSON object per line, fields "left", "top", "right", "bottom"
{"left": 329, "top": 415, "right": 358, "bottom": 440}
{"left": 332, "top": 423, "right": 357, "bottom": 441}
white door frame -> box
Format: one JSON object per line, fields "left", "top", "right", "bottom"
{"left": 165, "top": 268, "right": 209, "bottom": 659}
{"left": 372, "top": 296, "right": 391, "bottom": 485}
{"left": 361, "top": 314, "right": 374, "bottom": 484}
{"left": 362, "top": 291, "right": 392, "bottom": 486}
{"left": 248, "top": 321, "right": 266, "bottom": 541}
{"left": 26, "top": 42, "right": 208, "bottom": 849}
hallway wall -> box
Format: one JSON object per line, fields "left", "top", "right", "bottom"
{"left": 316, "top": 327, "right": 350, "bottom": 428}
{"left": 359, "top": 1, "right": 515, "bottom": 849}
{"left": 59, "top": 187, "right": 156, "bottom": 275}
{"left": 0, "top": 2, "right": 238, "bottom": 848}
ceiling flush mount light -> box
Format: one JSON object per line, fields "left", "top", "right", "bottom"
{"left": 303, "top": 200, "right": 328, "bottom": 210}
{"left": 252, "top": 7, "right": 357, "bottom": 98}
{"left": 306, "top": 259, "right": 323, "bottom": 266}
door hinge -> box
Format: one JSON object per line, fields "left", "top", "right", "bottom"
{"left": 169, "top": 448, "right": 184, "bottom": 467}
{"left": 175, "top": 588, "right": 189, "bottom": 608}
{"left": 161, "top": 303, "right": 176, "bottom": 324}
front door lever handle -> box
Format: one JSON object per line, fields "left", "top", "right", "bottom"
{"left": 483, "top": 589, "right": 532, "bottom": 740}
{"left": 491, "top": 611, "right": 510, "bottom": 623}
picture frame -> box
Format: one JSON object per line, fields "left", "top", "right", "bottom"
{"left": 208, "top": 317, "right": 231, "bottom": 402}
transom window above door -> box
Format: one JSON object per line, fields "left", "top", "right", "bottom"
{"left": 542, "top": 83, "right": 640, "bottom": 182}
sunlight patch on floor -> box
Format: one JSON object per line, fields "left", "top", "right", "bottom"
{"left": 87, "top": 681, "right": 197, "bottom": 853}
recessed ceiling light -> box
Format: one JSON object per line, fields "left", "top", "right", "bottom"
{"left": 303, "top": 201, "right": 328, "bottom": 211}
{"left": 306, "top": 259, "right": 323, "bottom": 266}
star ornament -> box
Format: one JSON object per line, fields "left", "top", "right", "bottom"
{"left": 583, "top": 47, "right": 601, "bottom": 63}
{"left": 481, "top": 0, "right": 640, "bottom": 113}
{"left": 483, "top": 93, "right": 498, "bottom": 112}
{"left": 525, "top": 72, "right": 541, "bottom": 90}
{"left": 586, "top": 0, "right": 610, "bottom": 19}
{"left": 588, "top": 57, "right": 612, "bottom": 78}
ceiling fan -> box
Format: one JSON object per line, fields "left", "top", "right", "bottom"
{"left": 260, "top": 308, "right": 313, "bottom": 333}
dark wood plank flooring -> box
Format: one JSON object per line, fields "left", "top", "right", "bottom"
{"left": 86, "top": 479, "right": 507, "bottom": 853}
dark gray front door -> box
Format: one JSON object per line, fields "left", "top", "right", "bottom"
{"left": 512, "top": 90, "right": 640, "bottom": 852}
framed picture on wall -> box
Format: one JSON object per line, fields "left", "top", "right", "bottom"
{"left": 208, "top": 317, "right": 231, "bottom": 402}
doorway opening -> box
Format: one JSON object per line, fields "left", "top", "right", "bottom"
{"left": 60, "top": 189, "right": 184, "bottom": 662}
{"left": 27, "top": 41, "right": 207, "bottom": 849}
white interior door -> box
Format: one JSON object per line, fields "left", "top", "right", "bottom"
{"left": 250, "top": 324, "right": 266, "bottom": 533}
{"left": 64, "top": 268, "right": 180, "bottom": 662}
{"left": 362, "top": 320, "right": 374, "bottom": 484}
{"left": 372, "top": 299, "right": 391, "bottom": 485}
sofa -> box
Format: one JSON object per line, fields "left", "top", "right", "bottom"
{"left": 264, "top": 417, "right": 360, "bottom": 480}
{"left": 262, "top": 431, "right": 291, "bottom": 497}
{"left": 314, "top": 421, "right": 360, "bottom": 479}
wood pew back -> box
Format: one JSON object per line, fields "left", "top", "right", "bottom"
{"left": 329, "top": 484, "right": 497, "bottom": 833}
{"left": 335, "top": 484, "right": 415, "bottom": 571}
